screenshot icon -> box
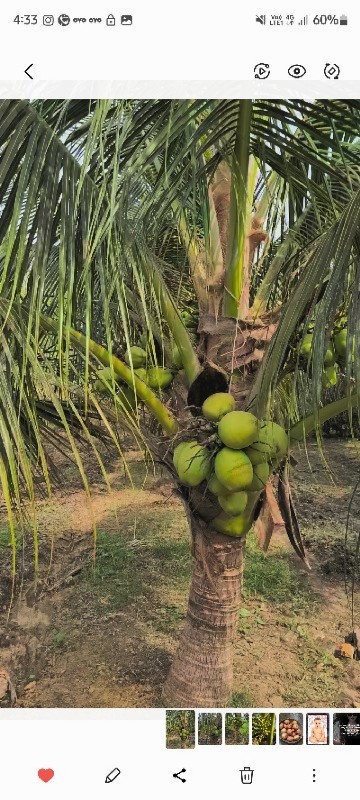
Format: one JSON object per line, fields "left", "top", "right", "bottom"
{"left": 0, "top": 4, "right": 359, "bottom": 798}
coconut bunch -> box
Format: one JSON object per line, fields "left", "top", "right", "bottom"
{"left": 94, "top": 344, "right": 174, "bottom": 406}
{"left": 299, "top": 316, "right": 349, "bottom": 389}
{"left": 173, "top": 393, "right": 288, "bottom": 539}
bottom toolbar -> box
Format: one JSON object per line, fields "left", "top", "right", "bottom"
{"left": 0, "top": 711, "right": 358, "bottom": 798}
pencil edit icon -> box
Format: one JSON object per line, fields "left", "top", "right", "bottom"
{"left": 105, "top": 767, "right": 121, "bottom": 783}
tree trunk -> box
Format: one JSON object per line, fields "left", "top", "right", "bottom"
{"left": 163, "top": 513, "right": 245, "bottom": 707}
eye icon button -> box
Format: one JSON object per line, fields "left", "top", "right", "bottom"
{"left": 288, "top": 64, "right": 306, "bottom": 78}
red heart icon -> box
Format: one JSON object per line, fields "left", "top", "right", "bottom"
{"left": 38, "top": 769, "right": 54, "bottom": 783}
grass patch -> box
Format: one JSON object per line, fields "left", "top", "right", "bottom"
{"left": 83, "top": 508, "right": 191, "bottom": 610}
{"left": 156, "top": 604, "right": 186, "bottom": 633}
{"left": 230, "top": 690, "right": 254, "bottom": 708}
{"left": 0, "top": 525, "right": 23, "bottom": 552}
{"left": 53, "top": 629, "right": 67, "bottom": 648}
{"left": 85, "top": 531, "right": 144, "bottom": 607}
{"left": 243, "top": 532, "right": 319, "bottom": 611}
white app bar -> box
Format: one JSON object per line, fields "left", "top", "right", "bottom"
{"left": 0, "top": 3, "right": 357, "bottom": 83}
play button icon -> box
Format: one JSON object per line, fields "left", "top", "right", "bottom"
{"left": 254, "top": 62, "right": 270, "bottom": 79}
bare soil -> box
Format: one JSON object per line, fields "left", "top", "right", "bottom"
{"left": 1, "top": 438, "right": 360, "bottom": 708}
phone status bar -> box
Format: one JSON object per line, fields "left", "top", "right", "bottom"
{"left": 254, "top": 12, "right": 348, "bottom": 26}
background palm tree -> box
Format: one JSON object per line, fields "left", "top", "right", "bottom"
{"left": 0, "top": 98, "right": 359, "bottom": 706}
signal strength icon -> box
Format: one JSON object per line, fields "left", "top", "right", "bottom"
{"left": 256, "top": 14, "right": 266, "bottom": 24}
{"left": 298, "top": 14, "right": 308, "bottom": 25}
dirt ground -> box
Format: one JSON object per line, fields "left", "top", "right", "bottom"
{"left": 0, "top": 437, "right": 360, "bottom": 708}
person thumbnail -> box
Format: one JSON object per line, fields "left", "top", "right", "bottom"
{"left": 306, "top": 714, "right": 329, "bottom": 745}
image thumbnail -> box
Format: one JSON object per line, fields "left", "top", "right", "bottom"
{"left": 333, "top": 714, "right": 360, "bottom": 745}
{"left": 252, "top": 713, "right": 276, "bottom": 745}
{"left": 166, "top": 710, "right": 195, "bottom": 749}
{"left": 306, "top": 713, "right": 329, "bottom": 745}
{"left": 225, "top": 713, "right": 249, "bottom": 745}
{"left": 279, "top": 713, "right": 303, "bottom": 744}
{"left": 198, "top": 713, "right": 222, "bottom": 745}
{"left": 0, "top": 99, "right": 359, "bottom": 711}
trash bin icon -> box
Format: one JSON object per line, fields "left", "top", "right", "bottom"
{"left": 106, "top": 14, "right": 116, "bottom": 25}
{"left": 240, "top": 767, "right": 254, "bottom": 785}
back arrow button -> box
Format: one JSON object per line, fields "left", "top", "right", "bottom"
{"left": 24, "top": 64, "right": 34, "bottom": 79}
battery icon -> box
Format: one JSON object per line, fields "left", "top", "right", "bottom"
{"left": 339, "top": 14, "right": 348, "bottom": 24}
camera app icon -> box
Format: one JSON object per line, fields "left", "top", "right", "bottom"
{"left": 43, "top": 14, "right": 55, "bottom": 26}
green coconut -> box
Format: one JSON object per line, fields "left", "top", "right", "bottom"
{"left": 334, "top": 328, "right": 347, "bottom": 359}
{"left": 247, "top": 462, "right": 270, "bottom": 492}
{"left": 207, "top": 473, "right": 227, "bottom": 496}
{"left": 244, "top": 445, "right": 268, "bottom": 466}
{"left": 213, "top": 512, "right": 252, "bottom": 538}
{"left": 245, "top": 421, "right": 288, "bottom": 465}
{"left": 172, "top": 346, "right": 183, "bottom": 369}
{"left": 299, "top": 333, "right": 313, "bottom": 359}
{"left": 173, "top": 441, "right": 189, "bottom": 472}
{"left": 124, "top": 346, "right": 147, "bottom": 369}
{"left": 177, "top": 441, "right": 211, "bottom": 487}
{"left": 94, "top": 367, "right": 116, "bottom": 394}
{"left": 202, "top": 392, "right": 235, "bottom": 422}
{"left": 214, "top": 448, "right": 253, "bottom": 492}
{"left": 322, "top": 365, "right": 338, "bottom": 389}
{"left": 134, "top": 367, "right": 148, "bottom": 383}
{"left": 324, "top": 344, "right": 335, "bottom": 367}
{"left": 219, "top": 491, "right": 248, "bottom": 516}
{"left": 218, "top": 410, "right": 259, "bottom": 450}
{"left": 181, "top": 311, "right": 195, "bottom": 328}
{"left": 146, "top": 366, "right": 173, "bottom": 390}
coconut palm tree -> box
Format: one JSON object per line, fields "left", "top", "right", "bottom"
{"left": 0, "top": 99, "right": 359, "bottom": 707}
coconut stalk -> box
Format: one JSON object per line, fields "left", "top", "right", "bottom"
{"left": 290, "top": 392, "right": 360, "bottom": 441}
{"left": 41, "top": 315, "right": 178, "bottom": 435}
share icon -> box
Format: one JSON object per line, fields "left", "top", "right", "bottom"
{"left": 173, "top": 768, "right": 187, "bottom": 783}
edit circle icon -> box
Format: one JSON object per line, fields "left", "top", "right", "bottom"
{"left": 254, "top": 63, "right": 270, "bottom": 79}
{"left": 288, "top": 64, "right": 306, "bottom": 78}
{"left": 324, "top": 63, "right": 340, "bottom": 79}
